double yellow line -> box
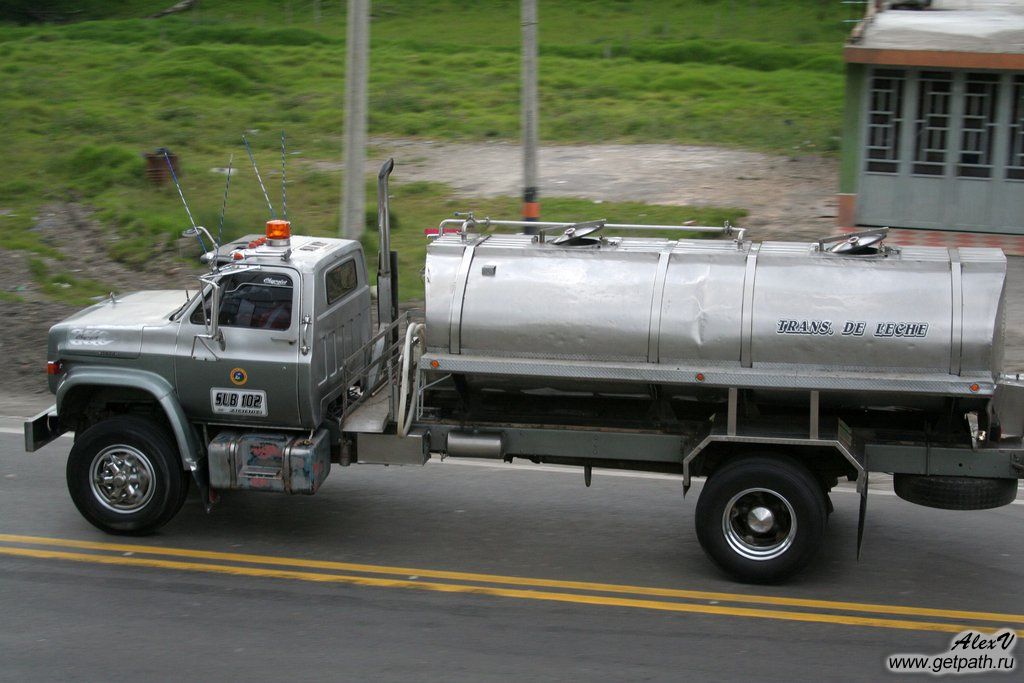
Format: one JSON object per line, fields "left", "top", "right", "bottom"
{"left": 0, "top": 533, "right": 1020, "bottom": 635}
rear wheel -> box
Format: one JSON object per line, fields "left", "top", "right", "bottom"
{"left": 695, "top": 456, "right": 827, "bottom": 583}
{"left": 66, "top": 415, "right": 189, "bottom": 535}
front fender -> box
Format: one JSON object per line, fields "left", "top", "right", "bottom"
{"left": 56, "top": 367, "right": 201, "bottom": 470}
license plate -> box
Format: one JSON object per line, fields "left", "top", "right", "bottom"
{"left": 210, "top": 389, "right": 268, "bottom": 417}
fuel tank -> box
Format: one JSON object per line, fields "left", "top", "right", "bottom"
{"left": 424, "top": 233, "right": 1006, "bottom": 400}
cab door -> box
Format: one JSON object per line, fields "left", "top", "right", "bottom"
{"left": 174, "top": 267, "right": 301, "bottom": 428}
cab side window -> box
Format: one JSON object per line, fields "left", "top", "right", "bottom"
{"left": 325, "top": 259, "right": 358, "bottom": 305}
{"left": 190, "top": 272, "right": 294, "bottom": 331}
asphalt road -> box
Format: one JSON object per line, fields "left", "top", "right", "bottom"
{"left": 0, "top": 421, "right": 1022, "bottom": 683}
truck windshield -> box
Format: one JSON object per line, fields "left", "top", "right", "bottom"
{"left": 190, "top": 271, "right": 294, "bottom": 331}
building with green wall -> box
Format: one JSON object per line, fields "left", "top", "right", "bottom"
{"left": 840, "top": 0, "right": 1024, "bottom": 234}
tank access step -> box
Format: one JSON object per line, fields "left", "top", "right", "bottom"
{"left": 341, "top": 389, "right": 430, "bottom": 465}
{"left": 342, "top": 389, "right": 392, "bottom": 434}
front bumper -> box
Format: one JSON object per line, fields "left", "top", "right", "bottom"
{"left": 24, "top": 405, "right": 64, "bottom": 452}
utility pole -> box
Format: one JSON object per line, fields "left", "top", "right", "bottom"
{"left": 521, "top": 0, "right": 539, "bottom": 231}
{"left": 341, "top": 0, "right": 369, "bottom": 239}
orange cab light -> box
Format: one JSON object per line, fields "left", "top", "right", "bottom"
{"left": 266, "top": 219, "right": 291, "bottom": 242}
{"left": 695, "top": 373, "right": 705, "bottom": 382}
{"left": 970, "top": 383, "right": 980, "bottom": 393}
{"left": 231, "top": 251, "right": 244, "bottom": 260}
{"left": 46, "top": 360, "right": 63, "bottom": 376}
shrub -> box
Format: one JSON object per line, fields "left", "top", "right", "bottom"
{"left": 64, "top": 144, "right": 144, "bottom": 191}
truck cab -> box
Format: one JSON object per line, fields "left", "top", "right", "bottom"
{"left": 171, "top": 233, "right": 372, "bottom": 430}
{"left": 27, "top": 221, "right": 377, "bottom": 534}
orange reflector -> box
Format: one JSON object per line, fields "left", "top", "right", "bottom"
{"left": 970, "top": 383, "right": 980, "bottom": 393}
{"left": 430, "top": 360, "right": 440, "bottom": 369}
{"left": 266, "top": 219, "right": 291, "bottom": 242}
{"left": 695, "top": 373, "right": 705, "bottom": 382}
{"left": 46, "top": 360, "right": 63, "bottom": 376}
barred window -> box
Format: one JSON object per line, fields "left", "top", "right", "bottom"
{"left": 1008, "top": 76, "right": 1024, "bottom": 181}
{"left": 866, "top": 69, "right": 906, "bottom": 174}
{"left": 957, "top": 73, "right": 1000, "bottom": 179}
{"left": 913, "top": 71, "right": 952, "bottom": 176}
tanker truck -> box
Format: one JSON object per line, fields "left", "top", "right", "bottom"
{"left": 24, "top": 159, "right": 1024, "bottom": 583}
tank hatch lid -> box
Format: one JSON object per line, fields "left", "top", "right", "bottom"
{"left": 828, "top": 231, "right": 887, "bottom": 255}
{"left": 550, "top": 220, "right": 606, "bottom": 245}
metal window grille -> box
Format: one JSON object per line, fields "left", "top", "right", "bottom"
{"left": 913, "top": 71, "right": 952, "bottom": 176}
{"left": 1009, "top": 76, "right": 1024, "bottom": 181}
{"left": 957, "top": 73, "right": 1000, "bottom": 179}
{"left": 865, "top": 69, "right": 905, "bottom": 174}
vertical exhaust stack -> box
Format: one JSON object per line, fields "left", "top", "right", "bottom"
{"left": 376, "top": 158, "right": 397, "bottom": 331}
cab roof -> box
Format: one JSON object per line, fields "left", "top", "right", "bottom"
{"left": 209, "top": 233, "right": 362, "bottom": 273}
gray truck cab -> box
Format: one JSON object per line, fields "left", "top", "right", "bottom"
{"left": 26, "top": 223, "right": 375, "bottom": 534}
{"left": 172, "top": 234, "right": 372, "bottom": 430}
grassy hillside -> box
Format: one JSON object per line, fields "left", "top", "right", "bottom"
{"left": 0, "top": 0, "right": 847, "bottom": 301}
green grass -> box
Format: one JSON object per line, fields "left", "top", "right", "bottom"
{"left": 0, "top": 1, "right": 844, "bottom": 300}
{"left": 0, "top": 291, "right": 24, "bottom": 303}
{"left": 27, "top": 257, "right": 109, "bottom": 305}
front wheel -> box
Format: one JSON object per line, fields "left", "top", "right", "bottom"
{"left": 695, "top": 455, "right": 827, "bottom": 584}
{"left": 66, "top": 415, "right": 189, "bottom": 535}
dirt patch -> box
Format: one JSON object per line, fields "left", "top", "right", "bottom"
{"left": 0, "top": 299, "right": 79, "bottom": 400}
{"left": 0, "top": 202, "right": 204, "bottom": 397}
{"left": 29, "top": 202, "right": 199, "bottom": 294}
{"left": 356, "top": 138, "right": 841, "bottom": 240}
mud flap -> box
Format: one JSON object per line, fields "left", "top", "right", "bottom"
{"left": 857, "top": 470, "right": 869, "bottom": 560}
{"left": 191, "top": 457, "right": 214, "bottom": 513}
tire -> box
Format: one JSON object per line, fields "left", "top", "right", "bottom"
{"left": 695, "top": 455, "right": 827, "bottom": 584}
{"left": 894, "top": 474, "right": 1017, "bottom": 511}
{"left": 66, "top": 415, "right": 189, "bottom": 535}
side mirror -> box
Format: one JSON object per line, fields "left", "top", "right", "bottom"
{"left": 196, "top": 278, "right": 225, "bottom": 351}
{"left": 208, "top": 280, "right": 224, "bottom": 347}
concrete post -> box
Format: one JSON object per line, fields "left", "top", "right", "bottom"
{"left": 341, "top": 0, "right": 369, "bottom": 239}
{"left": 521, "top": 0, "right": 540, "bottom": 232}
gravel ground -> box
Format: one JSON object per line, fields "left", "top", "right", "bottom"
{"left": 363, "top": 138, "right": 841, "bottom": 240}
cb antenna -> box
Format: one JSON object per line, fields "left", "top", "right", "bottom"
{"left": 216, "top": 153, "right": 234, "bottom": 250}
{"left": 242, "top": 135, "right": 276, "bottom": 220}
{"left": 163, "top": 149, "right": 207, "bottom": 253}
{"left": 280, "top": 130, "right": 288, "bottom": 221}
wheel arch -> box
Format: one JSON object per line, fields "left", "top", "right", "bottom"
{"left": 57, "top": 367, "right": 200, "bottom": 470}
{"left": 684, "top": 439, "right": 862, "bottom": 493}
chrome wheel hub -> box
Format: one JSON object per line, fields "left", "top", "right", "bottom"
{"left": 746, "top": 506, "right": 775, "bottom": 534}
{"left": 89, "top": 445, "right": 155, "bottom": 513}
{"left": 722, "top": 488, "right": 796, "bottom": 561}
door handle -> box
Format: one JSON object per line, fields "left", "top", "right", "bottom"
{"left": 300, "top": 315, "right": 312, "bottom": 355}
